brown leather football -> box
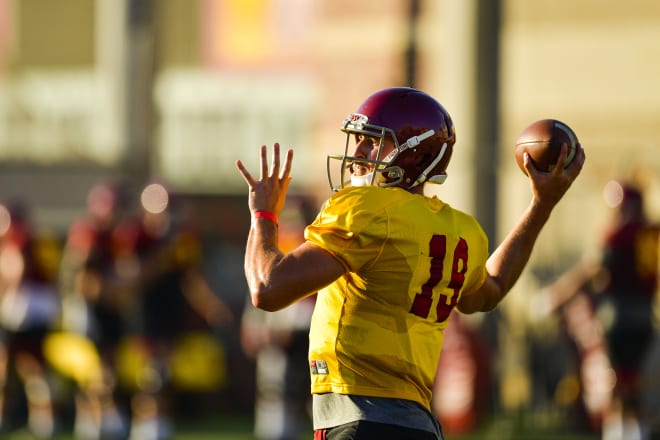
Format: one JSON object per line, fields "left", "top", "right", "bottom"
{"left": 514, "top": 119, "right": 578, "bottom": 175}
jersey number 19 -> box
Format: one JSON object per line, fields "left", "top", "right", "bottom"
{"left": 409, "top": 235, "right": 468, "bottom": 323}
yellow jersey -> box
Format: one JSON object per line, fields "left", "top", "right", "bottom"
{"left": 304, "top": 186, "right": 488, "bottom": 410}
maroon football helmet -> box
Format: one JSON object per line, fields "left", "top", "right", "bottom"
{"left": 327, "top": 87, "right": 456, "bottom": 191}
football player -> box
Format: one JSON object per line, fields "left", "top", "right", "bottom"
{"left": 235, "top": 87, "right": 585, "bottom": 439}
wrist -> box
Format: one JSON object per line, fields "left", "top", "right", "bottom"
{"left": 529, "top": 198, "right": 554, "bottom": 220}
{"left": 253, "top": 210, "right": 278, "bottom": 225}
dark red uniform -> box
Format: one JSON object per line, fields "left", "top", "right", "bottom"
{"left": 600, "top": 220, "right": 658, "bottom": 380}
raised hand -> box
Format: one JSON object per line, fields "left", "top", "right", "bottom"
{"left": 235, "top": 143, "right": 294, "bottom": 216}
{"left": 523, "top": 142, "right": 585, "bottom": 208}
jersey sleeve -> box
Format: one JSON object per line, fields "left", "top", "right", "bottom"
{"left": 304, "top": 189, "right": 388, "bottom": 272}
{"left": 461, "top": 223, "right": 489, "bottom": 297}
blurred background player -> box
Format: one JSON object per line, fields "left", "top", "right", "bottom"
{"left": 57, "top": 182, "right": 130, "bottom": 439}
{"left": 112, "top": 182, "right": 232, "bottom": 440}
{"left": 596, "top": 180, "right": 659, "bottom": 440}
{"left": 532, "top": 179, "right": 659, "bottom": 439}
{"left": 0, "top": 201, "right": 60, "bottom": 438}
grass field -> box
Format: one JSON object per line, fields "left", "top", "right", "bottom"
{"left": 2, "top": 411, "right": 602, "bottom": 440}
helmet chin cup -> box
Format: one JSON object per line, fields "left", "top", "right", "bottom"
{"left": 327, "top": 154, "right": 390, "bottom": 191}
{"left": 426, "top": 174, "right": 448, "bottom": 185}
{"left": 350, "top": 171, "right": 376, "bottom": 187}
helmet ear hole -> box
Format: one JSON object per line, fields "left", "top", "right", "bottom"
{"left": 419, "top": 153, "right": 433, "bottom": 167}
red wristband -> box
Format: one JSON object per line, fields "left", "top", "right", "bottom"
{"left": 253, "top": 210, "right": 278, "bottom": 225}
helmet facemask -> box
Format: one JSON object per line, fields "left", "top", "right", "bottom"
{"left": 327, "top": 115, "right": 399, "bottom": 191}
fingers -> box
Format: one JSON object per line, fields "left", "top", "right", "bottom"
{"left": 553, "top": 143, "right": 569, "bottom": 174}
{"left": 268, "top": 143, "right": 294, "bottom": 182}
{"left": 556, "top": 142, "right": 586, "bottom": 177}
{"left": 524, "top": 142, "right": 585, "bottom": 180}
{"left": 235, "top": 160, "right": 256, "bottom": 186}
{"left": 260, "top": 144, "right": 269, "bottom": 180}
{"left": 566, "top": 143, "right": 586, "bottom": 179}
{"left": 270, "top": 143, "right": 281, "bottom": 178}
{"left": 236, "top": 143, "right": 294, "bottom": 187}
{"left": 522, "top": 152, "right": 534, "bottom": 176}
{"left": 282, "top": 148, "right": 294, "bottom": 181}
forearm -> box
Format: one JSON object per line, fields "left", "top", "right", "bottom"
{"left": 244, "top": 219, "right": 344, "bottom": 311}
{"left": 244, "top": 218, "right": 284, "bottom": 306}
{"left": 487, "top": 199, "right": 552, "bottom": 295}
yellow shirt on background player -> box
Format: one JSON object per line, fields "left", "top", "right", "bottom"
{"left": 305, "top": 185, "right": 489, "bottom": 410}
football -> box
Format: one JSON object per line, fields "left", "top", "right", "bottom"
{"left": 514, "top": 119, "right": 578, "bottom": 174}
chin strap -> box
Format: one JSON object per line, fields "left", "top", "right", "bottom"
{"left": 401, "top": 130, "right": 436, "bottom": 150}
{"left": 409, "top": 142, "right": 448, "bottom": 189}
{"left": 383, "top": 129, "right": 436, "bottom": 163}
{"left": 426, "top": 174, "right": 448, "bottom": 184}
